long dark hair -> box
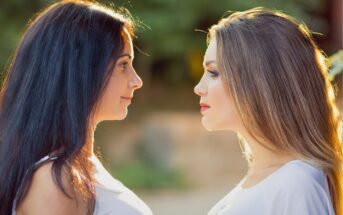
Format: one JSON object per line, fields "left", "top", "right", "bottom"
{"left": 209, "top": 8, "right": 342, "bottom": 214}
{"left": 0, "top": 1, "right": 134, "bottom": 214}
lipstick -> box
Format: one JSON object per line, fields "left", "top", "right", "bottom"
{"left": 200, "top": 103, "right": 210, "bottom": 112}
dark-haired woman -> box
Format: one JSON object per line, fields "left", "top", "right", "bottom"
{"left": 194, "top": 8, "right": 342, "bottom": 215}
{"left": 0, "top": 1, "right": 152, "bottom": 215}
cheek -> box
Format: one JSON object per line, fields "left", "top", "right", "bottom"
{"left": 96, "top": 76, "right": 127, "bottom": 119}
{"left": 102, "top": 78, "right": 122, "bottom": 105}
{"left": 219, "top": 96, "right": 240, "bottom": 124}
{"left": 206, "top": 82, "right": 242, "bottom": 130}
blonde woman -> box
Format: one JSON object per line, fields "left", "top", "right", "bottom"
{"left": 194, "top": 8, "right": 342, "bottom": 215}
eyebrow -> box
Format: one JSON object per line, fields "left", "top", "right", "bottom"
{"left": 118, "top": 54, "right": 133, "bottom": 59}
{"left": 203, "top": 60, "right": 216, "bottom": 67}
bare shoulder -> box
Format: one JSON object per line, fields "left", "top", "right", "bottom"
{"left": 17, "top": 162, "right": 88, "bottom": 215}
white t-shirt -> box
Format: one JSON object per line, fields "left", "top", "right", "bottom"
{"left": 12, "top": 155, "right": 153, "bottom": 215}
{"left": 208, "top": 160, "right": 334, "bottom": 215}
{"left": 91, "top": 156, "right": 153, "bottom": 215}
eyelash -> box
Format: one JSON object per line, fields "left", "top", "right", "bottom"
{"left": 119, "top": 62, "right": 129, "bottom": 70}
{"left": 207, "top": 69, "right": 219, "bottom": 77}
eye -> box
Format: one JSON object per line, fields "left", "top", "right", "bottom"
{"left": 207, "top": 69, "right": 219, "bottom": 78}
{"left": 118, "top": 61, "right": 129, "bottom": 70}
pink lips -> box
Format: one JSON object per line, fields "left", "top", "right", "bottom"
{"left": 121, "top": 96, "right": 132, "bottom": 100}
{"left": 121, "top": 96, "right": 132, "bottom": 103}
{"left": 200, "top": 103, "right": 210, "bottom": 112}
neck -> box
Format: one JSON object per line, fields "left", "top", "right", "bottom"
{"left": 238, "top": 130, "right": 297, "bottom": 170}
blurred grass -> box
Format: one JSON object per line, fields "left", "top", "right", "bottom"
{"left": 112, "top": 161, "right": 189, "bottom": 190}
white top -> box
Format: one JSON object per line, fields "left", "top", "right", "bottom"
{"left": 91, "top": 156, "right": 153, "bottom": 215}
{"left": 12, "top": 155, "right": 153, "bottom": 215}
{"left": 208, "top": 160, "right": 334, "bottom": 215}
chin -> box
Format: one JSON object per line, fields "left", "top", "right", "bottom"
{"left": 201, "top": 117, "right": 232, "bottom": 131}
{"left": 115, "top": 111, "right": 128, "bottom": 120}
{"left": 201, "top": 118, "right": 216, "bottom": 131}
{"left": 104, "top": 111, "right": 128, "bottom": 121}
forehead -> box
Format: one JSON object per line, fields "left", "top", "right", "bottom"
{"left": 122, "top": 28, "right": 133, "bottom": 55}
{"left": 204, "top": 39, "right": 217, "bottom": 64}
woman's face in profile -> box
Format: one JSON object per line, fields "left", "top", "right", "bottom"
{"left": 96, "top": 29, "right": 143, "bottom": 122}
{"left": 194, "top": 39, "right": 241, "bottom": 132}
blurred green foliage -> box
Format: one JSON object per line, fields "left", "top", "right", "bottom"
{"left": 0, "top": 0, "right": 51, "bottom": 74}
{"left": 106, "top": 0, "right": 327, "bottom": 84}
{"left": 0, "top": 0, "right": 339, "bottom": 190}
{"left": 329, "top": 50, "right": 343, "bottom": 81}
{"left": 0, "top": 0, "right": 328, "bottom": 86}
{"left": 112, "top": 161, "right": 188, "bottom": 190}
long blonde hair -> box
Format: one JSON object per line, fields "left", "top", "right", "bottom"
{"left": 209, "top": 7, "right": 343, "bottom": 214}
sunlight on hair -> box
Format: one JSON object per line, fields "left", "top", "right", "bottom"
{"left": 88, "top": 2, "right": 126, "bottom": 22}
{"left": 238, "top": 133, "right": 253, "bottom": 163}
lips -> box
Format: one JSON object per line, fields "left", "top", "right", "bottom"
{"left": 200, "top": 103, "right": 210, "bottom": 112}
{"left": 121, "top": 96, "right": 132, "bottom": 100}
{"left": 121, "top": 96, "right": 133, "bottom": 103}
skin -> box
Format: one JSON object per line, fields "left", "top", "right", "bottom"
{"left": 193, "top": 38, "right": 242, "bottom": 132}
{"left": 17, "top": 28, "right": 142, "bottom": 215}
{"left": 194, "top": 39, "right": 296, "bottom": 189}
{"left": 17, "top": 163, "right": 87, "bottom": 215}
{"left": 94, "top": 28, "right": 142, "bottom": 122}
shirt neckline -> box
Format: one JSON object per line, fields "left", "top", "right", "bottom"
{"left": 238, "top": 159, "right": 303, "bottom": 192}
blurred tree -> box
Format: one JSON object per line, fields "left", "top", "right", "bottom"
{"left": 104, "top": 0, "right": 327, "bottom": 84}
{"left": 329, "top": 50, "right": 343, "bottom": 112}
{"left": 0, "top": 0, "right": 334, "bottom": 112}
{"left": 1, "top": 0, "right": 339, "bottom": 191}
{"left": 1, "top": 0, "right": 328, "bottom": 84}
{"left": 329, "top": 50, "right": 343, "bottom": 81}
{"left": 0, "top": 0, "right": 53, "bottom": 79}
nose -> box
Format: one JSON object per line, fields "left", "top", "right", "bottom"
{"left": 194, "top": 79, "right": 206, "bottom": 96}
{"left": 129, "top": 69, "right": 143, "bottom": 90}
